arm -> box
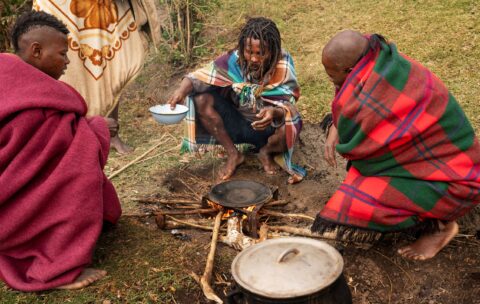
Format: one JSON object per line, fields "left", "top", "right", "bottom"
{"left": 324, "top": 124, "right": 339, "bottom": 167}
{"left": 167, "top": 77, "right": 194, "bottom": 109}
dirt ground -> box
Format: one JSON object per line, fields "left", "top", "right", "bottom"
{"left": 99, "top": 37, "right": 480, "bottom": 301}
{"left": 127, "top": 122, "right": 480, "bottom": 304}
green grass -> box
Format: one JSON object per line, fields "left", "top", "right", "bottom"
{"left": 0, "top": 219, "right": 204, "bottom": 304}
{"left": 211, "top": 0, "right": 480, "bottom": 129}
{"left": 1, "top": 0, "right": 479, "bottom": 302}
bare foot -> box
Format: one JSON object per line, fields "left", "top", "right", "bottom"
{"left": 57, "top": 268, "right": 107, "bottom": 290}
{"left": 219, "top": 152, "right": 245, "bottom": 180}
{"left": 257, "top": 150, "right": 278, "bottom": 175}
{"left": 111, "top": 135, "right": 134, "bottom": 155}
{"left": 397, "top": 221, "right": 458, "bottom": 260}
{"left": 287, "top": 174, "right": 304, "bottom": 184}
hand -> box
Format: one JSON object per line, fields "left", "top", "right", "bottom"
{"left": 168, "top": 78, "right": 193, "bottom": 110}
{"left": 167, "top": 89, "right": 186, "bottom": 110}
{"left": 324, "top": 124, "right": 339, "bottom": 167}
{"left": 251, "top": 107, "right": 278, "bottom": 130}
{"left": 104, "top": 117, "right": 119, "bottom": 138}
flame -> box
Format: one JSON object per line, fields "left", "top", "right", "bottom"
{"left": 223, "top": 209, "right": 234, "bottom": 219}
{"left": 206, "top": 199, "right": 257, "bottom": 219}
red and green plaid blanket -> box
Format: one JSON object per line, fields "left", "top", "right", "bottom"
{"left": 313, "top": 37, "right": 480, "bottom": 233}
{"left": 181, "top": 50, "right": 306, "bottom": 181}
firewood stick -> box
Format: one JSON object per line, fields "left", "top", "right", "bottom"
{"left": 108, "top": 137, "right": 171, "bottom": 179}
{"left": 164, "top": 215, "right": 217, "bottom": 231}
{"left": 264, "top": 199, "right": 288, "bottom": 207}
{"left": 169, "top": 205, "right": 203, "bottom": 209}
{"left": 136, "top": 145, "right": 181, "bottom": 164}
{"left": 157, "top": 209, "right": 217, "bottom": 216}
{"left": 164, "top": 221, "right": 213, "bottom": 230}
{"left": 199, "top": 211, "right": 224, "bottom": 304}
{"left": 122, "top": 212, "right": 154, "bottom": 217}
{"left": 268, "top": 225, "right": 338, "bottom": 240}
{"left": 258, "top": 223, "right": 269, "bottom": 242}
{"left": 178, "top": 179, "right": 202, "bottom": 200}
{"left": 161, "top": 220, "right": 227, "bottom": 232}
{"left": 259, "top": 210, "right": 315, "bottom": 221}
{"left": 134, "top": 198, "right": 201, "bottom": 204}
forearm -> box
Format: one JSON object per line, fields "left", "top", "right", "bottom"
{"left": 176, "top": 77, "right": 194, "bottom": 97}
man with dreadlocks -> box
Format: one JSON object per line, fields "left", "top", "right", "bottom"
{"left": 168, "top": 17, "right": 305, "bottom": 183}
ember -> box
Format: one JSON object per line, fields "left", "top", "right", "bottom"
{"left": 145, "top": 178, "right": 329, "bottom": 304}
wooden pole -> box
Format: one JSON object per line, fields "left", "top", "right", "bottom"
{"left": 199, "top": 211, "right": 224, "bottom": 303}
{"left": 259, "top": 210, "right": 315, "bottom": 221}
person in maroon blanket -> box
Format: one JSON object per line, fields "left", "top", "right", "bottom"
{"left": 0, "top": 11, "right": 122, "bottom": 291}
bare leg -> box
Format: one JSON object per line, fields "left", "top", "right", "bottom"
{"left": 109, "top": 104, "right": 133, "bottom": 155}
{"left": 57, "top": 268, "right": 107, "bottom": 290}
{"left": 194, "top": 93, "right": 244, "bottom": 180}
{"left": 258, "top": 127, "right": 286, "bottom": 175}
{"left": 397, "top": 220, "right": 458, "bottom": 260}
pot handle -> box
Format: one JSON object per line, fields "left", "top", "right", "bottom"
{"left": 277, "top": 248, "right": 300, "bottom": 263}
{"left": 226, "top": 287, "right": 244, "bottom": 304}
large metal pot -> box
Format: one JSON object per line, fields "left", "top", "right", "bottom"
{"left": 227, "top": 237, "right": 352, "bottom": 304}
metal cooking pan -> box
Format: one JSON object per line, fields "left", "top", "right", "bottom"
{"left": 208, "top": 180, "right": 272, "bottom": 208}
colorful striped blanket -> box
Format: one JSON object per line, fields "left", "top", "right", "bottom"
{"left": 181, "top": 50, "right": 306, "bottom": 181}
{"left": 313, "top": 37, "right": 480, "bottom": 234}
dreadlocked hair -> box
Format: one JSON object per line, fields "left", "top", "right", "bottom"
{"left": 11, "top": 10, "right": 69, "bottom": 52}
{"left": 237, "top": 17, "right": 282, "bottom": 80}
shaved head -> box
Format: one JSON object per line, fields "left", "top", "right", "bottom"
{"left": 12, "top": 10, "right": 69, "bottom": 52}
{"left": 323, "top": 30, "right": 368, "bottom": 71}
{"left": 322, "top": 30, "right": 369, "bottom": 89}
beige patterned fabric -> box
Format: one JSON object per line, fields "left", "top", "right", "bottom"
{"left": 33, "top": 0, "right": 157, "bottom": 116}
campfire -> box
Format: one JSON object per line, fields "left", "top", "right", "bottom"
{"left": 135, "top": 174, "right": 326, "bottom": 303}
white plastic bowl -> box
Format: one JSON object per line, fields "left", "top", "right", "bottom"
{"left": 149, "top": 104, "right": 189, "bottom": 125}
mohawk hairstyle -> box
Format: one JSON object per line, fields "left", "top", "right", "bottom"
{"left": 11, "top": 10, "right": 69, "bottom": 52}
{"left": 237, "top": 17, "right": 282, "bottom": 79}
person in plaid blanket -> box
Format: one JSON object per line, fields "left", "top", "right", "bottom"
{"left": 315, "top": 30, "right": 480, "bottom": 260}
{"left": 168, "top": 17, "right": 305, "bottom": 184}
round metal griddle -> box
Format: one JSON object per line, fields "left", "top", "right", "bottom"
{"left": 208, "top": 180, "right": 272, "bottom": 208}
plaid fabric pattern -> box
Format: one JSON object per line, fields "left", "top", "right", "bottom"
{"left": 317, "top": 39, "right": 480, "bottom": 232}
{"left": 181, "top": 50, "right": 306, "bottom": 180}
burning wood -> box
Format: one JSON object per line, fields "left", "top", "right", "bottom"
{"left": 220, "top": 215, "right": 256, "bottom": 251}
{"left": 149, "top": 179, "right": 340, "bottom": 303}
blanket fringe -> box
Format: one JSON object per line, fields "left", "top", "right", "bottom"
{"left": 311, "top": 215, "right": 439, "bottom": 243}
{"left": 457, "top": 205, "right": 480, "bottom": 235}
{"left": 319, "top": 113, "right": 333, "bottom": 134}
{"left": 180, "top": 142, "right": 252, "bottom": 155}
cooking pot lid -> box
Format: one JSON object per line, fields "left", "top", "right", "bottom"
{"left": 208, "top": 180, "right": 272, "bottom": 208}
{"left": 231, "top": 237, "right": 344, "bottom": 299}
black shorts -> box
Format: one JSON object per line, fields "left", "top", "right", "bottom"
{"left": 194, "top": 91, "right": 275, "bottom": 151}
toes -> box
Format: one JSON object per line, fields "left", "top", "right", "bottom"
{"left": 287, "top": 175, "right": 303, "bottom": 184}
{"left": 221, "top": 170, "right": 233, "bottom": 180}
{"left": 265, "top": 169, "right": 277, "bottom": 175}
{"left": 398, "top": 247, "right": 426, "bottom": 260}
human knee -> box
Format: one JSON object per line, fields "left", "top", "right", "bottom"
{"left": 193, "top": 93, "right": 214, "bottom": 114}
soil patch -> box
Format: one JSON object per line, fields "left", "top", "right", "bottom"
{"left": 136, "top": 126, "right": 480, "bottom": 303}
